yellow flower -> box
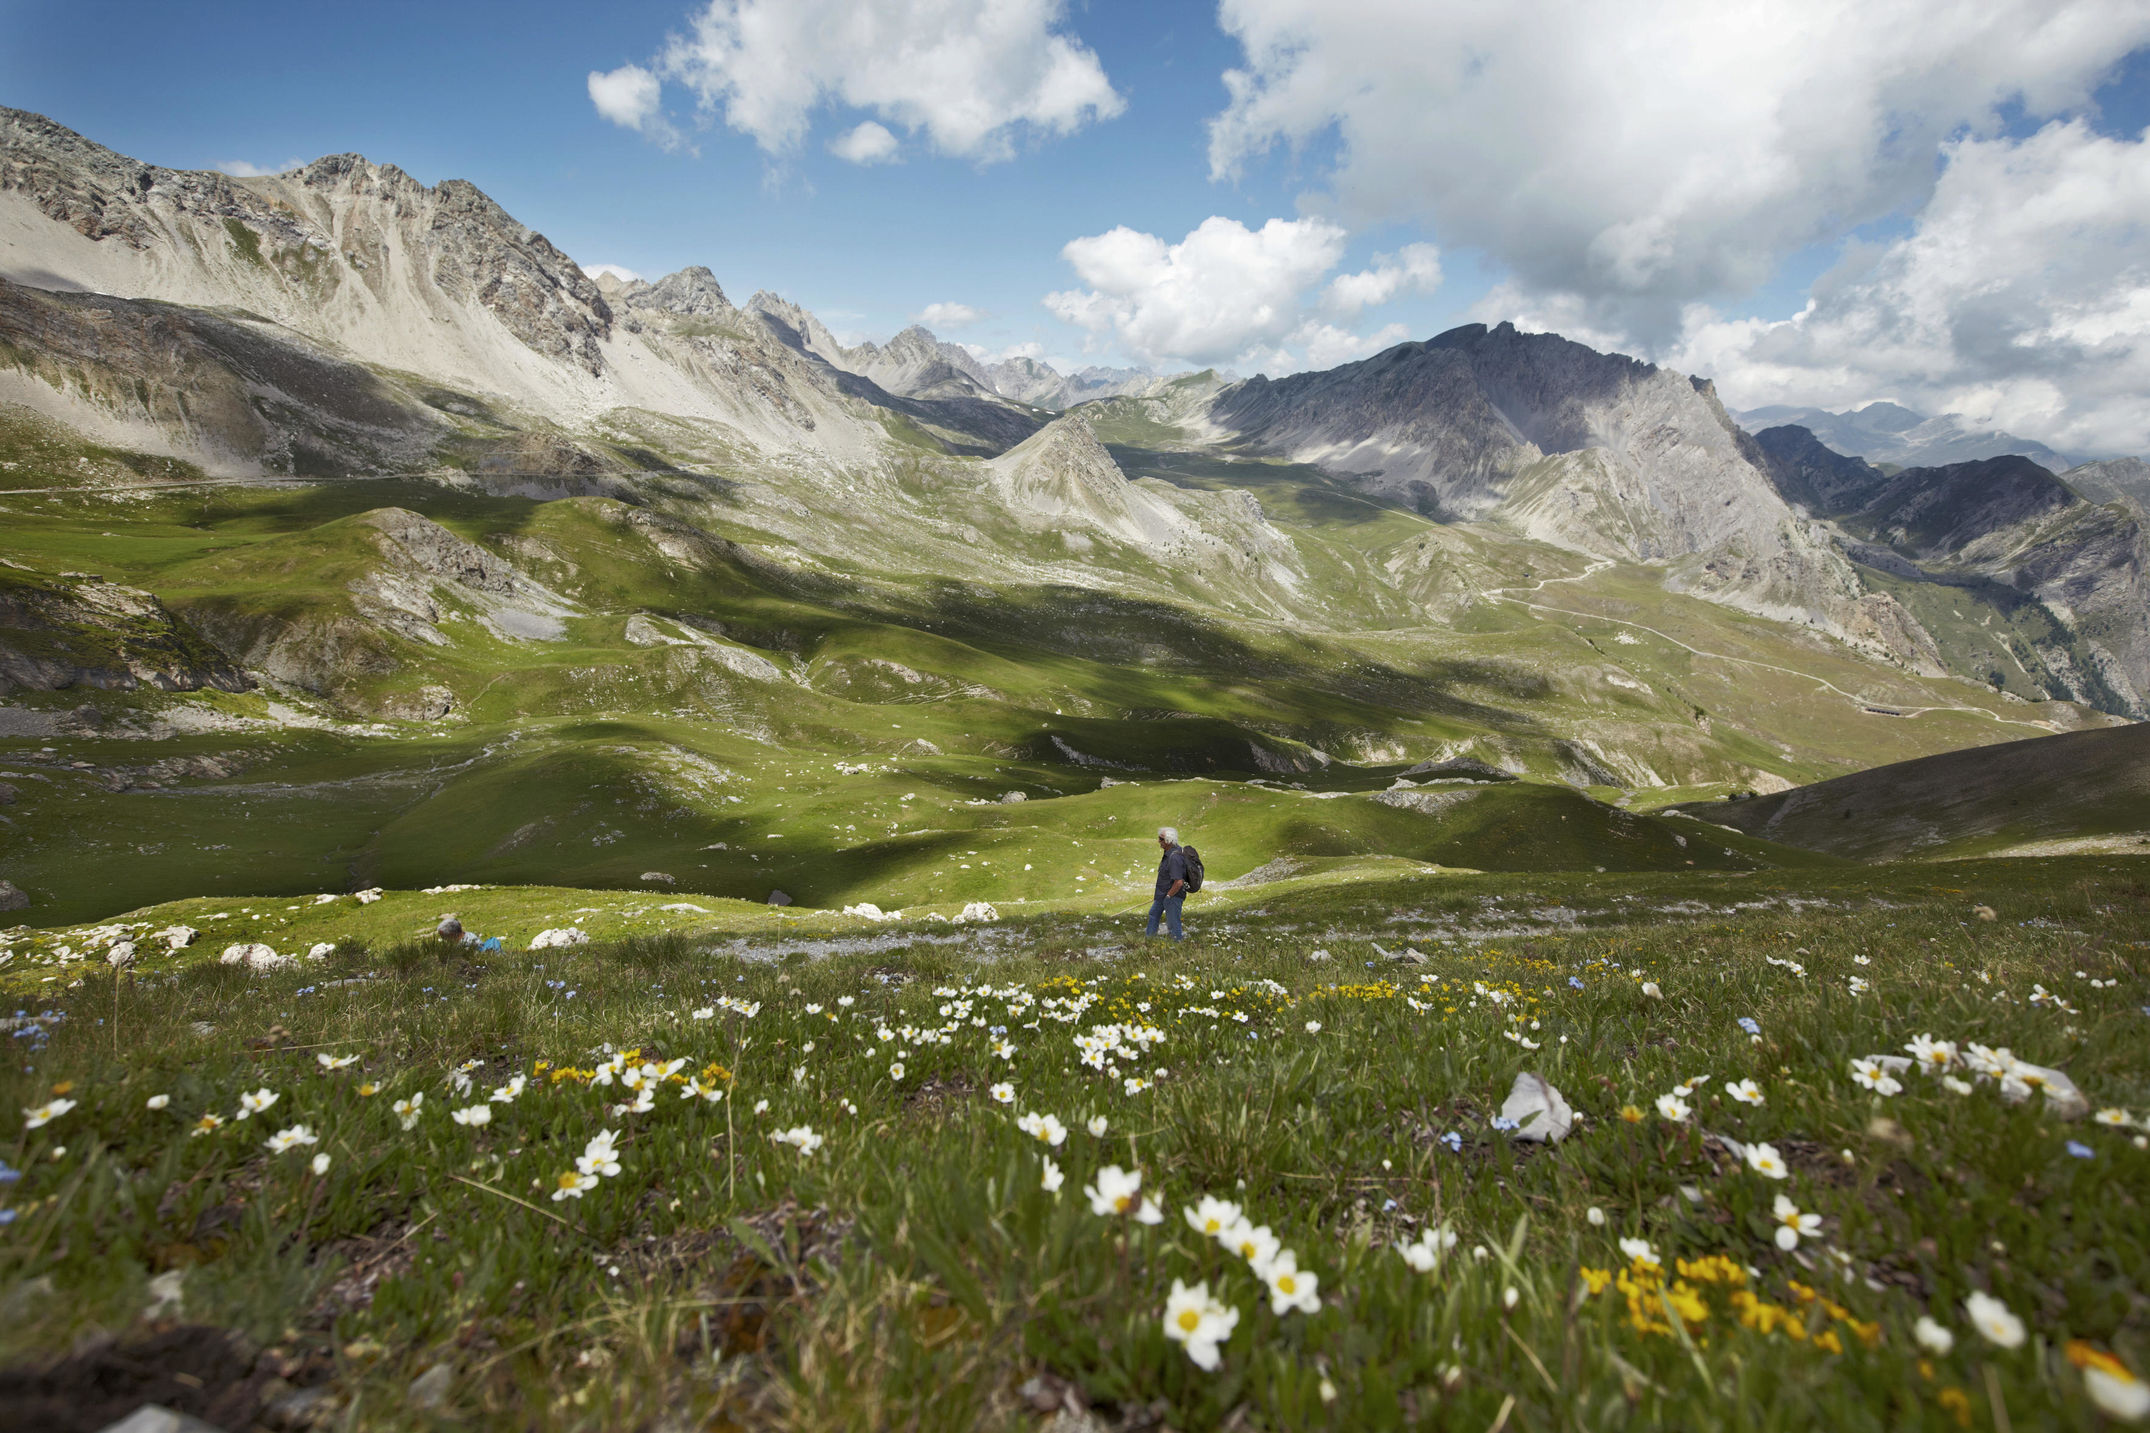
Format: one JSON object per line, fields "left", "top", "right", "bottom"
{"left": 1619, "top": 1104, "right": 1644, "bottom": 1123}
{"left": 357, "top": 1083, "right": 379, "bottom": 1097}
{"left": 1813, "top": 1328, "right": 1844, "bottom": 1355}
{"left": 1937, "top": 1388, "right": 1973, "bottom": 1428}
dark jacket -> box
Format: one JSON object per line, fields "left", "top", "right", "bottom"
{"left": 1154, "top": 845, "right": 1188, "bottom": 899}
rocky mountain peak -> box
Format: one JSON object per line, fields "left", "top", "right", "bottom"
{"left": 625, "top": 266, "right": 732, "bottom": 319}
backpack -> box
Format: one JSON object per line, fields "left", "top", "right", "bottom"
{"left": 1181, "top": 845, "right": 1204, "bottom": 893}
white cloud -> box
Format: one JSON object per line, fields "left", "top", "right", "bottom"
{"left": 657, "top": 0, "right": 1122, "bottom": 161}
{"left": 1669, "top": 120, "right": 2150, "bottom": 456}
{"left": 1044, "top": 216, "right": 1435, "bottom": 370}
{"left": 580, "top": 263, "right": 644, "bottom": 284}
{"left": 589, "top": 64, "right": 665, "bottom": 130}
{"left": 1209, "top": 0, "right": 2150, "bottom": 341}
{"left": 829, "top": 120, "right": 900, "bottom": 164}
{"left": 915, "top": 301, "right": 983, "bottom": 328}
{"left": 215, "top": 159, "right": 302, "bottom": 178}
{"left": 1326, "top": 243, "right": 1441, "bottom": 315}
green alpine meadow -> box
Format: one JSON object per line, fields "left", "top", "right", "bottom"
{"left": 4, "top": 9, "right": 2150, "bottom": 1426}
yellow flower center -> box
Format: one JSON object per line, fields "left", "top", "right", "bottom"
{"left": 1177, "top": 1310, "right": 1201, "bottom": 1332}
{"left": 1278, "top": 1275, "right": 1297, "bottom": 1294}
{"left": 1114, "top": 1195, "right": 1132, "bottom": 1212}
{"left": 558, "top": 1172, "right": 580, "bottom": 1190}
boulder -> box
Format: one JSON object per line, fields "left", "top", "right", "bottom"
{"left": 766, "top": 890, "right": 793, "bottom": 907}
{"left": 528, "top": 927, "right": 589, "bottom": 950}
{"left": 105, "top": 940, "right": 136, "bottom": 968}
{"left": 1499, "top": 1072, "right": 1573, "bottom": 1143}
{"left": 640, "top": 871, "right": 677, "bottom": 885}
{"left": 155, "top": 924, "right": 197, "bottom": 950}
{"left": 0, "top": 880, "right": 26, "bottom": 912}
{"left": 220, "top": 942, "right": 292, "bottom": 972}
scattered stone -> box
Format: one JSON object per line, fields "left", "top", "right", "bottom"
{"left": 407, "top": 1362, "right": 453, "bottom": 1411}
{"left": 955, "top": 901, "right": 999, "bottom": 924}
{"left": 261, "top": 1383, "right": 338, "bottom": 1430}
{"left": 639, "top": 871, "right": 677, "bottom": 885}
{"left": 306, "top": 943, "right": 335, "bottom": 960}
{"left": 105, "top": 941, "right": 136, "bottom": 968}
{"left": 0, "top": 781, "right": 15, "bottom": 804}
{"left": 1500, "top": 1072, "right": 1573, "bottom": 1143}
{"left": 95, "top": 1406, "right": 227, "bottom": 1433}
{"left": 999, "top": 791, "right": 1027, "bottom": 803}
{"left": 156, "top": 925, "right": 198, "bottom": 951}
{"left": 0, "top": 880, "right": 27, "bottom": 912}
{"left": 766, "top": 890, "right": 793, "bottom": 907}
{"left": 353, "top": 888, "right": 384, "bottom": 905}
{"left": 1973, "top": 905, "right": 1997, "bottom": 921}
{"left": 144, "top": 1269, "right": 184, "bottom": 1319}
{"left": 220, "top": 943, "right": 292, "bottom": 972}
{"left": 842, "top": 902, "right": 902, "bottom": 922}
{"left": 528, "top": 927, "right": 589, "bottom": 950}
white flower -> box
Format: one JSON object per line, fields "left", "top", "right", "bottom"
{"left": 1397, "top": 1224, "right": 1458, "bottom": 1272}
{"left": 1086, "top": 1115, "right": 1109, "bottom": 1138}
{"left": 145, "top": 1094, "right": 170, "bottom": 1111}
{"left": 1618, "top": 1237, "right": 1660, "bottom": 1269}
{"left": 578, "top": 1130, "right": 622, "bottom": 1177}
{"left": 1184, "top": 1195, "right": 1244, "bottom": 1239}
{"left": 489, "top": 1076, "right": 526, "bottom": 1104}
{"left": 989, "top": 1082, "right": 1015, "bottom": 1105}
{"left": 1942, "top": 1075, "right": 1975, "bottom": 1095}
{"left": 1503, "top": 1286, "right": 1519, "bottom": 1310}
{"left": 393, "top": 1093, "right": 424, "bottom": 1130}
{"left": 1016, "top": 1112, "right": 1067, "bottom": 1147}
{"left": 1771, "top": 1195, "right": 1821, "bottom": 1251}
{"left": 1222, "top": 1219, "right": 1281, "bottom": 1269}
{"left": 691, "top": 1006, "right": 715, "bottom": 1020}
{"left": 1261, "top": 1249, "right": 1321, "bottom": 1315}
{"left": 452, "top": 1105, "right": 492, "bottom": 1127}
{"left": 1040, "top": 1157, "right": 1064, "bottom": 1194}
{"left": 1725, "top": 1079, "right": 1764, "bottom": 1106}
{"left": 771, "top": 1125, "right": 823, "bottom": 1156}
{"left": 1161, "top": 1278, "right": 1239, "bottom": 1371}
{"left": 1304, "top": 1020, "right": 1321, "bottom": 1034}
{"left": 316, "top": 1053, "right": 359, "bottom": 1070}
{"left": 1745, "top": 1142, "right": 1789, "bottom": 1180}
{"left": 1084, "top": 1164, "right": 1145, "bottom": 1218}
{"left": 1850, "top": 1058, "right": 1902, "bottom": 1095}
{"left": 1965, "top": 1290, "right": 2025, "bottom": 1349}
{"left": 1905, "top": 1033, "right": 1957, "bottom": 1071}
{"left": 1640, "top": 981, "right": 1662, "bottom": 999}
{"left": 2094, "top": 1108, "right": 2131, "bottom": 1127}
{"left": 1914, "top": 1316, "right": 1955, "bottom": 1355}
{"left": 2078, "top": 1348, "right": 2150, "bottom": 1422}
{"left": 311, "top": 1153, "right": 332, "bottom": 1176}
{"left": 263, "top": 1124, "right": 319, "bottom": 1154}
{"left": 1586, "top": 1206, "right": 1605, "bottom": 1227}
{"left": 553, "top": 1170, "right": 597, "bottom": 1201}
{"left": 236, "top": 1088, "right": 278, "bottom": 1121}
{"left": 1655, "top": 1093, "right": 1691, "bottom": 1122}
{"left": 753, "top": 1099, "right": 770, "bottom": 1115}
{"left": 888, "top": 1062, "right": 906, "bottom": 1081}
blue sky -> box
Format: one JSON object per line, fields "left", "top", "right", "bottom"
{"left": 5, "top": 1, "right": 2149, "bottom": 450}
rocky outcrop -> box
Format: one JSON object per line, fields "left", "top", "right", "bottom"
{"left": 1753, "top": 424, "right": 1891, "bottom": 515}
{"left": 0, "top": 565, "right": 251, "bottom": 693}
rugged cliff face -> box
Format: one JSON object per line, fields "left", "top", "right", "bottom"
{"left": 0, "top": 563, "right": 250, "bottom": 694}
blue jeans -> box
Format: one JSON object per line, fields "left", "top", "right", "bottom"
{"left": 1145, "top": 895, "right": 1184, "bottom": 940}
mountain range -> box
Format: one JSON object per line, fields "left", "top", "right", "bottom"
{"left": 0, "top": 107, "right": 2144, "bottom": 918}
{"left": 1735, "top": 400, "right": 2080, "bottom": 473}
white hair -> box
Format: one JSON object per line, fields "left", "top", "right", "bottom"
{"left": 1158, "top": 826, "right": 1178, "bottom": 844}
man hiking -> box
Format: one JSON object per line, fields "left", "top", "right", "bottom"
{"left": 1146, "top": 826, "right": 1194, "bottom": 941}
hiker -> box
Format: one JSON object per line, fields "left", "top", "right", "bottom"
{"left": 1147, "top": 826, "right": 1197, "bottom": 941}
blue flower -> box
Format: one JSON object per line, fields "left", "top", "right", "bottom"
{"left": 1738, "top": 1017, "right": 1761, "bottom": 1035}
{"left": 0, "top": 1161, "right": 19, "bottom": 1185}
{"left": 1490, "top": 1115, "right": 1520, "bottom": 1132}
{"left": 0, "top": 1208, "right": 15, "bottom": 1225}
{"left": 1439, "top": 1131, "right": 1462, "bottom": 1152}
{"left": 1568, "top": 976, "right": 1585, "bottom": 990}
{"left": 2066, "top": 1141, "right": 2095, "bottom": 1159}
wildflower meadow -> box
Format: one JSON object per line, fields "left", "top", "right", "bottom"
{"left": 1, "top": 858, "right": 2146, "bottom": 1429}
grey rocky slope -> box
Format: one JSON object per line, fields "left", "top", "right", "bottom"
{"left": 1201, "top": 322, "right": 1938, "bottom": 669}
{"left": 1736, "top": 400, "right": 2077, "bottom": 472}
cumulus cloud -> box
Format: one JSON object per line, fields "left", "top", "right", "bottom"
{"left": 829, "top": 120, "right": 900, "bottom": 164}
{"left": 589, "top": 64, "right": 661, "bottom": 128}
{"left": 1209, "top": 0, "right": 2150, "bottom": 342}
{"left": 1668, "top": 121, "right": 2150, "bottom": 456}
{"left": 1045, "top": 216, "right": 1428, "bottom": 370}
{"left": 915, "top": 301, "right": 983, "bottom": 328}
{"left": 656, "top": 0, "right": 1122, "bottom": 161}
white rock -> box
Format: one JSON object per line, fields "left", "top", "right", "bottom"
{"left": 155, "top": 925, "right": 197, "bottom": 951}
{"left": 354, "top": 888, "right": 385, "bottom": 905}
{"left": 1499, "top": 1072, "right": 1573, "bottom": 1143}
{"left": 105, "top": 941, "right": 137, "bottom": 968}
{"left": 955, "top": 901, "right": 1000, "bottom": 924}
{"left": 1998, "top": 1062, "right": 2090, "bottom": 1120}
{"left": 220, "top": 942, "right": 292, "bottom": 972}
{"left": 529, "top": 927, "right": 589, "bottom": 950}
{"left": 842, "top": 902, "right": 903, "bottom": 922}
{"left": 307, "top": 942, "right": 336, "bottom": 960}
